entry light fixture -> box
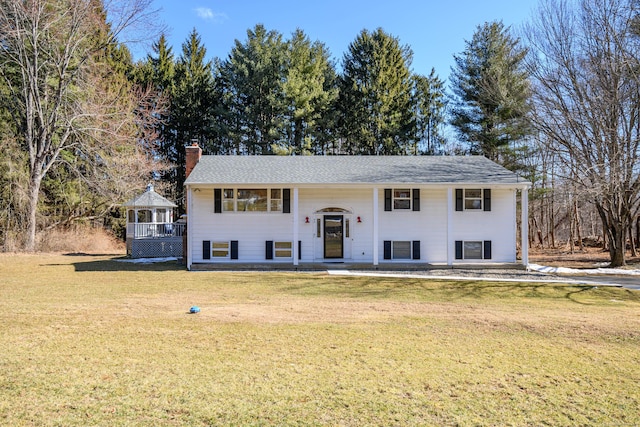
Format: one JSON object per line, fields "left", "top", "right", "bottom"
{"left": 305, "top": 216, "right": 310, "bottom": 223}
{"left": 357, "top": 216, "right": 362, "bottom": 223}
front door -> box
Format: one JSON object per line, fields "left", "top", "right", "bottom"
{"left": 323, "top": 215, "right": 343, "bottom": 259}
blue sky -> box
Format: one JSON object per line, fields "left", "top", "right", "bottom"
{"left": 140, "top": 0, "right": 539, "bottom": 80}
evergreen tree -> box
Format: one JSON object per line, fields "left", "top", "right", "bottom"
{"left": 134, "top": 33, "right": 175, "bottom": 177}
{"left": 218, "top": 25, "right": 288, "bottom": 154}
{"left": 412, "top": 69, "right": 448, "bottom": 155}
{"left": 450, "top": 21, "right": 531, "bottom": 162}
{"left": 275, "top": 29, "right": 338, "bottom": 155}
{"left": 338, "top": 28, "right": 415, "bottom": 155}
{"left": 169, "top": 29, "right": 216, "bottom": 210}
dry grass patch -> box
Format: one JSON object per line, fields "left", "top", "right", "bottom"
{"left": 0, "top": 254, "right": 639, "bottom": 426}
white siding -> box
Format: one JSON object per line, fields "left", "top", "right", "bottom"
{"left": 190, "top": 189, "right": 294, "bottom": 263}
{"left": 188, "top": 185, "right": 519, "bottom": 264}
{"left": 376, "top": 188, "right": 448, "bottom": 263}
{"left": 298, "top": 187, "right": 373, "bottom": 262}
{"left": 451, "top": 188, "right": 516, "bottom": 263}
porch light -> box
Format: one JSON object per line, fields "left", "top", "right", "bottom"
{"left": 305, "top": 216, "right": 310, "bottom": 223}
{"left": 357, "top": 216, "right": 362, "bottom": 223}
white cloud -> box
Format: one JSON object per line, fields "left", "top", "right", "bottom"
{"left": 194, "top": 7, "right": 227, "bottom": 22}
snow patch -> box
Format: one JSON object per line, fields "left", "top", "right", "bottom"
{"left": 528, "top": 263, "right": 640, "bottom": 276}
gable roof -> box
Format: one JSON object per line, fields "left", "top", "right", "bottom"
{"left": 184, "top": 155, "right": 530, "bottom": 187}
{"left": 122, "top": 184, "right": 177, "bottom": 208}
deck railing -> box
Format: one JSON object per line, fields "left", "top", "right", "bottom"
{"left": 127, "top": 222, "right": 186, "bottom": 239}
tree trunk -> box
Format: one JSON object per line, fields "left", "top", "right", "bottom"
{"left": 600, "top": 211, "right": 626, "bottom": 267}
{"left": 25, "top": 171, "right": 43, "bottom": 252}
{"left": 629, "top": 224, "right": 637, "bottom": 257}
{"left": 636, "top": 216, "right": 640, "bottom": 253}
{"left": 609, "top": 233, "right": 626, "bottom": 267}
{"left": 568, "top": 207, "right": 575, "bottom": 253}
{"left": 574, "top": 199, "right": 583, "bottom": 251}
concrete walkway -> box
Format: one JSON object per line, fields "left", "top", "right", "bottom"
{"left": 327, "top": 269, "right": 640, "bottom": 290}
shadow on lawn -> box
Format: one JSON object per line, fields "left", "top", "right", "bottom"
{"left": 281, "top": 275, "right": 640, "bottom": 304}
{"left": 62, "top": 253, "right": 186, "bottom": 272}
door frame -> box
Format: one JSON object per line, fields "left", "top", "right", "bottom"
{"left": 323, "top": 214, "right": 344, "bottom": 259}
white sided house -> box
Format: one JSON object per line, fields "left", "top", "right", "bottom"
{"left": 183, "top": 145, "right": 530, "bottom": 270}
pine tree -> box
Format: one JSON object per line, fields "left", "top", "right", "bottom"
{"left": 170, "top": 29, "right": 216, "bottom": 210}
{"left": 133, "top": 33, "right": 175, "bottom": 176}
{"left": 412, "top": 69, "right": 448, "bottom": 155}
{"left": 450, "top": 21, "right": 531, "bottom": 162}
{"left": 338, "top": 28, "right": 415, "bottom": 155}
{"left": 275, "top": 29, "right": 338, "bottom": 155}
{"left": 218, "top": 25, "right": 288, "bottom": 154}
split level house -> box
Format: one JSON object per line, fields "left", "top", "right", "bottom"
{"left": 183, "top": 144, "right": 530, "bottom": 270}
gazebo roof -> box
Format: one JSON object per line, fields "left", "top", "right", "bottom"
{"left": 122, "top": 184, "right": 177, "bottom": 208}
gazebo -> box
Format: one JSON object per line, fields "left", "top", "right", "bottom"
{"left": 122, "top": 184, "right": 184, "bottom": 258}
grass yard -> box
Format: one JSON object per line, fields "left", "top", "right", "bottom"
{"left": 1, "top": 254, "right": 639, "bottom": 426}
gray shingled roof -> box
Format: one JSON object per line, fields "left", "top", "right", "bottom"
{"left": 184, "top": 155, "right": 530, "bottom": 186}
{"left": 122, "top": 185, "right": 177, "bottom": 208}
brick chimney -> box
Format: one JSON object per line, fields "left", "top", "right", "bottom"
{"left": 185, "top": 142, "right": 202, "bottom": 179}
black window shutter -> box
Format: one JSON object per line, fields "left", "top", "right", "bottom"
{"left": 283, "top": 189, "right": 291, "bottom": 213}
{"left": 265, "top": 241, "right": 273, "bottom": 260}
{"left": 298, "top": 240, "right": 302, "bottom": 260}
{"left": 384, "top": 189, "right": 392, "bottom": 211}
{"left": 230, "top": 240, "right": 239, "bottom": 259}
{"left": 484, "top": 240, "right": 492, "bottom": 259}
{"left": 455, "top": 189, "right": 463, "bottom": 211}
{"left": 483, "top": 189, "right": 492, "bottom": 212}
{"left": 383, "top": 241, "right": 392, "bottom": 259}
{"left": 412, "top": 189, "right": 420, "bottom": 211}
{"left": 214, "top": 189, "right": 222, "bottom": 213}
{"left": 412, "top": 240, "right": 421, "bottom": 260}
{"left": 455, "top": 240, "right": 463, "bottom": 259}
{"left": 202, "top": 240, "right": 211, "bottom": 260}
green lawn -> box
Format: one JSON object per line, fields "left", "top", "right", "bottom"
{"left": 1, "top": 254, "right": 639, "bottom": 426}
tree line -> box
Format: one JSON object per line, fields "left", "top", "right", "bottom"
{"left": 2, "top": 0, "right": 640, "bottom": 268}
{"left": 133, "top": 25, "right": 453, "bottom": 209}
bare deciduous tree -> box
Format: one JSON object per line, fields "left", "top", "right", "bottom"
{"left": 0, "top": 0, "right": 160, "bottom": 251}
{"left": 525, "top": 0, "right": 640, "bottom": 266}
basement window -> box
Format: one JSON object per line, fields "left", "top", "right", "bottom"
{"left": 212, "top": 241, "right": 230, "bottom": 258}
{"left": 274, "top": 241, "right": 292, "bottom": 258}
{"left": 463, "top": 241, "right": 483, "bottom": 259}
{"left": 393, "top": 241, "right": 411, "bottom": 259}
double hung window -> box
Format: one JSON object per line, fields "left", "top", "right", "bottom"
{"left": 393, "top": 190, "right": 411, "bottom": 210}
{"left": 464, "top": 189, "right": 482, "bottom": 210}
{"left": 455, "top": 188, "right": 491, "bottom": 211}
